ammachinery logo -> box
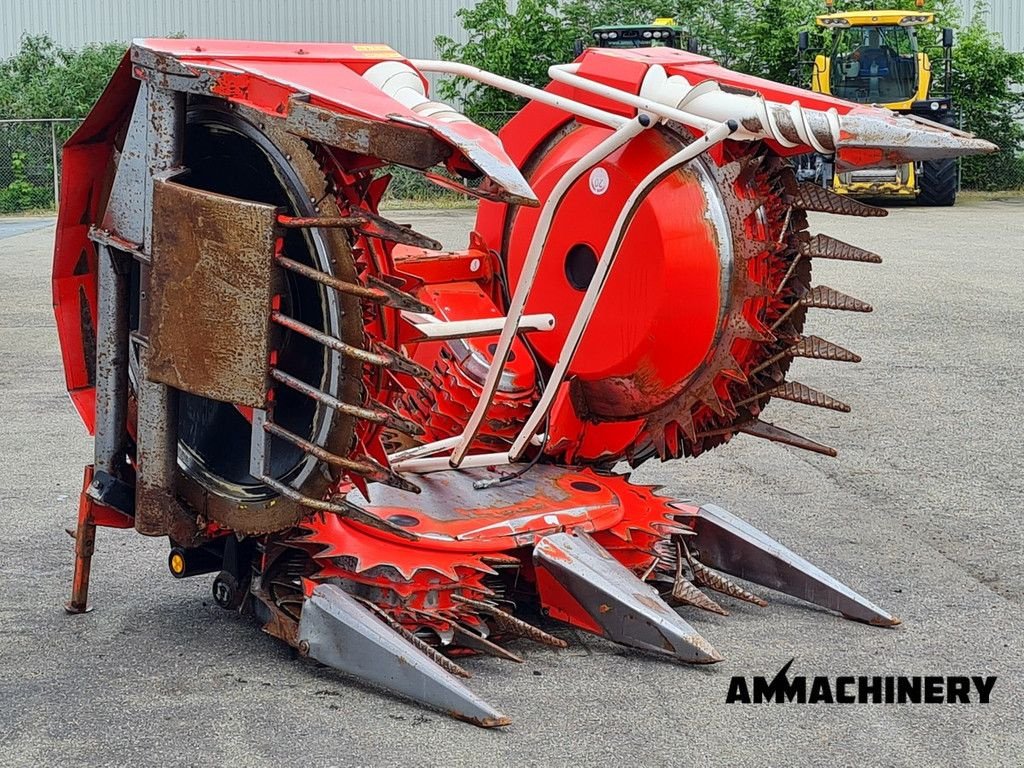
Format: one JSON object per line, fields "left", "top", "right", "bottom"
{"left": 726, "top": 658, "right": 997, "bottom": 705}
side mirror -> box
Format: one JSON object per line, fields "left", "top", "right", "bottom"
{"left": 687, "top": 36, "right": 699, "bottom": 54}
{"left": 942, "top": 27, "right": 954, "bottom": 48}
{"left": 798, "top": 31, "right": 810, "bottom": 53}
{"left": 573, "top": 38, "right": 585, "bottom": 58}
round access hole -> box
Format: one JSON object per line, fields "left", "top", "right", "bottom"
{"left": 564, "top": 244, "right": 598, "bottom": 291}
{"left": 387, "top": 514, "right": 420, "bottom": 528}
{"left": 570, "top": 480, "right": 602, "bottom": 493}
{"left": 485, "top": 342, "right": 516, "bottom": 362}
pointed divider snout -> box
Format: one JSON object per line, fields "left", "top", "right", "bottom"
{"left": 533, "top": 532, "right": 723, "bottom": 664}
{"left": 689, "top": 504, "right": 900, "bottom": 627}
{"left": 839, "top": 108, "right": 999, "bottom": 166}
{"left": 298, "top": 584, "right": 511, "bottom": 727}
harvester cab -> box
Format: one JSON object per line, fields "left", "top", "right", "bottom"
{"left": 797, "top": 5, "right": 959, "bottom": 205}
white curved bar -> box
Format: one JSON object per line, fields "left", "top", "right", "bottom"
{"left": 403, "top": 312, "right": 555, "bottom": 341}
{"left": 410, "top": 59, "right": 628, "bottom": 129}
{"left": 393, "top": 452, "right": 513, "bottom": 474}
{"left": 448, "top": 116, "right": 651, "bottom": 467}
{"left": 508, "top": 118, "right": 738, "bottom": 461}
{"left": 364, "top": 60, "right": 471, "bottom": 123}
{"left": 549, "top": 63, "right": 719, "bottom": 134}
{"left": 387, "top": 436, "right": 462, "bottom": 464}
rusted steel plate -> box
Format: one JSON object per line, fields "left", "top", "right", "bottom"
{"left": 148, "top": 180, "right": 276, "bottom": 408}
{"left": 284, "top": 99, "right": 449, "bottom": 170}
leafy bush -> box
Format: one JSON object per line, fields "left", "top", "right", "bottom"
{"left": 0, "top": 151, "right": 53, "bottom": 212}
{"left": 436, "top": 0, "right": 578, "bottom": 113}
{"left": 437, "top": 0, "right": 829, "bottom": 113}
{"left": 562, "top": 0, "right": 824, "bottom": 84}
{"left": 0, "top": 34, "right": 125, "bottom": 211}
{"left": 950, "top": 13, "right": 1024, "bottom": 190}
{"left": 0, "top": 34, "right": 126, "bottom": 120}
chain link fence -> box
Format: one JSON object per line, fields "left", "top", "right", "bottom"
{"left": 960, "top": 144, "right": 1024, "bottom": 192}
{"left": 0, "top": 119, "right": 81, "bottom": 213}
{"left": 0, "top": 112, "right": 1019, "bottom": 214}
{"left": 0, "top": 115, "right": 513, "bottom": 213}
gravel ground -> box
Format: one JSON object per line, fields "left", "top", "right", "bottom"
{"left": 1, "top": 200, "right": 1022, "bottom": 767}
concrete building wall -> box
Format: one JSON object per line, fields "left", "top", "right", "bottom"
{"left": 0, "top": 0, "right": 481, "bottom": 59}
{"left": 0, "top": 1, "right": 1018, "bottom": 59}
{"left": 957, "top": 0, "right": 1022, "bottom": 51}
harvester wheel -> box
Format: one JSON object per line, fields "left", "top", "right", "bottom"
{"left": 170, "top": 104, "right": 364, "bottom": 534}
{"left": 918, "top": 156, "right": 958, "bottom": 206}
{"left": 918, "top": 114, "right": 960, "bottom": 207}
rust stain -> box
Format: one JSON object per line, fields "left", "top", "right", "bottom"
{"left": 148, "top": 180, "right": 277, "bottom": 408}
{"left": 635, "top": 594, "right": 668, "bottom": 613}
{"left": 537, "top": 541, "right": 573, "bottom": 564}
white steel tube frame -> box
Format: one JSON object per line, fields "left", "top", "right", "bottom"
{"left": 448, "top": 116, "right": 652, "bottom": 466}
{"left": 508, "top": 118, "right": 739, "bottom": 460}
{"left": 547, "top": 63, "right": 719, "bottom": 134}
{"left": 411, "top": 60, "right": 628, "bottom": 129}
{"left": 403, "top": 312, "right": 555, "bottom": 341}
{"left": 550, "top": 63, "right": 841, "bottom": 154}
{"left": 379, "top": 59, "right": 754, "bottom": 476}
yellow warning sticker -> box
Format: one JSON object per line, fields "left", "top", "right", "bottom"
{"left": 351, "top": 44, "right": 402, "bottom": 58}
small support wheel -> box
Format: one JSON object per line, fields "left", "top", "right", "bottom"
{"left": 212, "top": 571, "right": 244, "bottom": 610}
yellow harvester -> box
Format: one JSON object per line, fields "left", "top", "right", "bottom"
{"left": 798, "top": 6, "right": 959, "bottom": 205}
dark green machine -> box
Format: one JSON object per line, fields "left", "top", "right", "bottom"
{"left": 574, "top": 19, "right": 697, "bottom": 57}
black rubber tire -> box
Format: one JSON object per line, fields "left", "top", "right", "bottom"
{"left": 918, "top": 112, "right": 960, "bottom": 206}
{"left": 918, "top": 156, "right": 958, "bottom": 206}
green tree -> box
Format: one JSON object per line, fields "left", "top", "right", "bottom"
{"left": 950, "top": 13, "right": 1024, "bottom": 189}
{"left": 0, "top": 34, "right": 126, "bottom": 212}
{"left": 436, "top": 0, "right": 1023, "bottom": 190}
{"left": 561, "top": 0, "right": 680, "bottom": 30}
{"left": 0, "top": 34, "right": 126, "bottom": 119}
{"left": 713, "top": 0, "right": 821, "bottom": 82}
{"left": 437, "top": 1, "right": 836, "bottom": 113}
{"left": 435, "top": 0, "right": 577, "bottom": 120}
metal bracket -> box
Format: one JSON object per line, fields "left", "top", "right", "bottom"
{"left": 147, "top": 179, "right": 278, "bottom": 409}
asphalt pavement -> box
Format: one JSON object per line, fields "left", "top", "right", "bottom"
{"left": 0, "top": 216, "right": 54, "bottom": 240}
{"left": 1, "top": 200, "right": 1022, "bottom": 767}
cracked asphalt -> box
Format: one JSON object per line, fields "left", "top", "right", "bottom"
{"left": 1, "top": 200, "right": 1022, "bottom": 767}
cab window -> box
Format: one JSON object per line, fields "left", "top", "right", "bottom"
{"left": 829, "top": 25, "right": 919, "bottom": 104}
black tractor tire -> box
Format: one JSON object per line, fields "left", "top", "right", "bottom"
{"left": 918, "top": 156, "right": 958, "bottom": 206}
{"left": 918, "top": 112, "right": 960, "bottom": 206}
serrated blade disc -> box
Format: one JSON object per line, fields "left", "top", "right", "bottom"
{"left": 764, "top": 381, "right": 851, "bottom": 413}
{"left": 801, "top": 234, "right": 882, "bottom": 264}
{"left": 800, "top": 285, "right": 873, "bottom": 313}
